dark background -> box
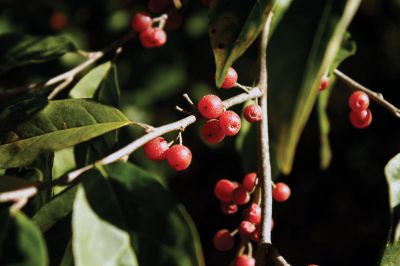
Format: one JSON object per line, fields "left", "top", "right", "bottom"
{"left": 1, "top": 0, "right": 400, "bottom": 265}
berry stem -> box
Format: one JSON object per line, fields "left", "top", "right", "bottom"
{"left": 182, "top": 93, "right": 195, "bottom": 107}
{"left": 247, "top": 242, "right": 253, "bottom": 257}
{"left": 234, "top": 82, "right": 251, "bottom": 93}
{"left": 175, "top": 105, "right": 193, "bottom": 115}
{"left": 334, "top": 69, "right": 400, "bottom": 118}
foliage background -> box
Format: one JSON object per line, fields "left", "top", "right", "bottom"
{"left": 1, "top": 0, "right": 400, "bottom": 265}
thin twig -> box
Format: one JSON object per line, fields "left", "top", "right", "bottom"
{"left": 175, "top": 105, "right": 193, "bottom": 115}
{"left": 182, "top": 93, "right": 195, "bottom": 107}
{"left": 334, "top": 69, "right": 400, "bottom": 118}
{"left": 1, "top": 32, "right": 135, "bottom": 99}
{"left": 0, "top": 86, "right": 264, "bottom": 206}
{"left": 255, "top": 12, "right": 276, "bottom": 266}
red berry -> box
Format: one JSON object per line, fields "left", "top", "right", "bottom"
{"left": 348, "top": 91, "right": 370, "bottom": 111}
{"left": 242, "top": 203, "right": 261, "bottom": 224}
{"left": 238, "top": 221, "right": 256, "bottom": 239}
{"left": 49, "top": 11, "right": 68, "bottom": 31}
{"left": 219, "top": 111, "right": 241, "bottom": 136}
{"left": 166, "top": 144, "right": 192, "bottom": 171}
{"left": 213, "top": 229, "right": 234, "bottom": 251}
{"left": 143, "top": 137, "right": 169, "bottom": 161}
{"left": 349, "top": 109, "right": 372, "bottom": 129}
{"left": 243, "top": 104, "right": 262, "bottom": 123}
{"left": 232, "top": 186, "right": 250, "bottom": 205}
{"left": 132, "top": 12, "right": 152, "bottom": 32}
{"left": 272, "top": 182, "right": 291, "bottom": 202}
{"left": 219, "top": 67, "right": 238, "bottom": 89}
{"left": 220, "top": 201, "right": 238, "bottom": 215}
{"left": 214, "top": 179, "right": 238, "bottom": 202}
{"left": 202, "top": 119, "right": 226, "bottom": 143}
{"left": 235, "top": 255, "right": 255, "bottom": 266}
{"left": 147, "top": 0, "right": 170, "bottom": 13}
{"left": 242, "top": 172, "right": 257, "bottom": 192}
{"left": 198, "top": 94, "right": 224, "bottom": 119}
{"left": 139, "top": 27, "right": 167, "bottom": 48}
{"left": 319, "top": 76, "right": 329, "bottom": 91}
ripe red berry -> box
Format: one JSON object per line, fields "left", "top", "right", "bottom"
{"left": 232, "top": 186, "right": 250, "bottom": 205}
{"left": 243, "top": 104, "right": 262, "bottom": 123}
{"left": 219, "top": 67, "right": 238, "bottom": 89}
{"left": 349, "top": 109, "right": 372, "bottom": 129}
{"left": 213, "top": 229, "right": 234, "bottom": 251}
{"left": 319, "top": 76, "right": 329, "bottom": 91}
{"left": 239, "top": 221, "right": 256, "bottom": 239}
{"left": 235, "top": 255, "right": 255, "bottom": 266}
{"left": 242, "top": 172, "right": 257, "bottom": 192}
{"left": 139, "top": 27, "right": 167, "bottom": 48}
{"left": 220, "top": 201, "right": 238, "bottom": 215}
{"left": 202, "top": 119, "right": 226, "bottom": 143}
{"left": 348, "top": 91, "right": 370, "bottom": 111}
{"left": 143, "top": 137, "right": 169, "bottom": 161}
{"left": 272, "top": 182, "right": 291, "bottom": 202}
{"left": 132, "top": 12, "right": 152, "bottom": 32}
{"left": 49, "top": 11, "right": 68, "bottom": 31}
{"left": 166, "top": 144, "right": 192, "bottom": 171}
{"left": 214, "top": 179, "right": 238, "bottom": 202}
{"left": 219, "top": 110, "right": 241, "bottom": 136}
{"left": 198, "top": 94, "right": 224, "bottom": 119}
{"left": 242, "top": 203, "right": 261, "bottom": 224}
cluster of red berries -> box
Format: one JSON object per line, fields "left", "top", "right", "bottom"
{"left": 213, "top": 173, "right": 291, "bottom": 265}
{"left": 143, "top": 137, "right": 192, "bottom": 171}
{"left": 131, "top": 13, "right": 167, "bottom": 48}
{"left": 198, "top": 68, "right": 262, "bottom": 144}
{"left": 348, "top": 90, "right": 372, "bottom": 129}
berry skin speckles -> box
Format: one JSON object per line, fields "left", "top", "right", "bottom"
{"left": 198, "top": 95, "right": 224, "bottom": 119}
{"left": 243, "top": 104, "right": 262, "bottom": 123}
{"left": 272, "top": 182, "right": 291, "bottom": 202}
{"left": 143, "top": 137, "right": 169, "bottom": 161}
{"left": 202, "top": 119, "right": 226, "bottom": 143}
{"left": 219, "top": 67, "right": 238, "bottom": 89}
{"left": 219, "top": 110, "right": 241, "bottom": 136}
{"left": 166, "top": 144, "right": 192, "bottom": 171}
{"left": 214, "top": 179, "right": 238, "bottom": 202}
{"left": 213, "top": 229, "right": 234, "bottom": 251}
{"left": 348, "top": 91, "right": 370, "bottom": 112}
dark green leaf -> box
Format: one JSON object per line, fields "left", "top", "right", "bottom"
{"left": 328, "top": 32, "right": 357, "bottom": 74}
{"left": 33, "top": 185, "right": 77, "bottom": 232}
{"left": 72, "top": 162, "right": 205, "bottom": 266}
{"left": 0, "top": 99, "right": 131, "bottom": 168}
{"left": 0, "top": 210, "right": 48, "bottom": 266}
{"left": 0, "top": 33, "right": 76, "bottom": 74}
{"left": 385, "top": 153, "right": 400, "bottom": 210}
{"left": 268, "top": 0, "right": 361, "bottom": 174}
{"left": 209, "top": 0, "right": 275, "bottom": 86}
{"left": 380, "top": 240, "right": 400, "bottom": 266}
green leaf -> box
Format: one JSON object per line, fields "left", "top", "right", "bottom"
{"left": 0, "top": 210, "right": 48, "bottom": 266}
{"left": 268, "top": 0, "right": 361, "bottom": 174}
{"left": 73, "top": 180, "right": 138, "bottom": 266}
{"left": 385, "top": 153, "right": 400, "bottom": 210}
{"left": 33, "top": 185, "right": 77, "bottom": 232}
{"left": 73, "top": 162, "right": 205, "bottom": 266}
{"left": 59, "top": 240, "right": 74, "bottom": 266}
{"left": 0, "top": 33, "right": 76, "bottom": 74}
{"left": 0, "top": 99, "right": 131, "bottom": 168}
{"left": 72, "top": 62, "right": 121, "bottom": 165}
{"left": 317, "top": 34, "right": 356, "bottom": 170}
{"left": 380, "top": 240, "right": 400, "bottom": 266}
{"left": 317, "top": 85, "right": 333, "bottom": 170}
{"left": 209, "top": 0, "right": 275, "bottom": 86}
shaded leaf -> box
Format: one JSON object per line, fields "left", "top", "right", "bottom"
{"left": 385, "top": 153, "right": 400, "bottom": 210}
{"left": 0, "top": 210, "right": 48, "bottom": 266}
{"left": 328, "top": 32, "right": 357, "bottom": 75}
{"left": 380, "top": 240, "right": 400, "bottom": 266}
{"left": 0, "top": 33, "right": 76, "bottom": 74}
{"left": 33, "top": 185, "right": 77, "bottom": 232}
{"left": 72, "top": 162, "right": 205, "bottom": 266}
{"left": 209, "top": 0, "right": 275, "bottom": 86}
{"left": 59, "top": 240, "right": 74, "bottom": 266}
{"left": 268, "top": 0, "right": 361, "bottom": 174}
{"left": 73, "top": 179, "right": 138, "bottom": 266}
{"left": 0, "top": 99, "right": 131, "bottom": 168}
